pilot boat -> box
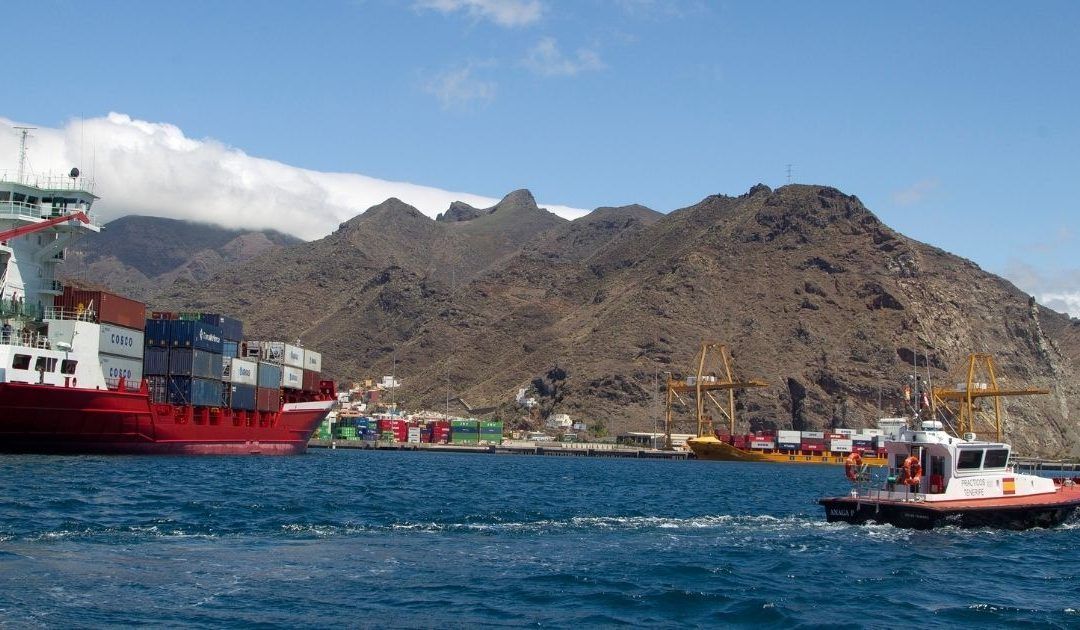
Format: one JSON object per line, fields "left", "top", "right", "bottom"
{"left": 819, "top": 419, "right": 1080, "bottom": 529}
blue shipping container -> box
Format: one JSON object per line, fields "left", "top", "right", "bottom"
{"left": 229, "top": 383, "right": 257, "bottom": 411}
{"left": 257, "top": 361, "right": 282, "bottom": 389}
{"left": 168, "top": 377, "right": 223, "bottom": 407}
{"left": 167, "top": 348, "right": 222, "bottom": 380}
{"left": 143, "top": 347, "right": 169, "bottom": 375}
{"left": 168, "top": 320, "right": 224, "bottom": 353}
{"left": 199, "top": 314, "right": 243, "bottom": 342}
{"left": 777, "top": 442, "right": 801, "bottom": 450}
{"left": 223, "top": 341, "right": 239, "bottom": 358}
{"left": 144, "top": 319, "right": 169, "bottom": 347}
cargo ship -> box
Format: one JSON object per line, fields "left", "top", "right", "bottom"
{"left": 686, "top": 427, "right": 890, "bottom": 466}
{"left": 0, "top": 135, "right": 334, "bottom": 454}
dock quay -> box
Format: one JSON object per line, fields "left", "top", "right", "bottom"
{"left": 1012, "top": 458, "right": 1080, "bottom": 472}
{"left": 308, "top": 439, "right": 693, "bottom": 460}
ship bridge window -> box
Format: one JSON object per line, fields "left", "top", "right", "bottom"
{"left": 957, "top": 449, "right": 984, "bottom": 470}
{"left": 60, "top": 359, "right": 77, "bottom": 375}
{"left": 34, "top": 356, "right": 58, "bottom": 373}
{"left": 983, "top": 449, "right": 1009, "bottom": 468}
{"left": 12, "top": 354, "right": 31, "bottom": 370}
{"left": 0, "top": 191, "right": 9, "bottom": 202}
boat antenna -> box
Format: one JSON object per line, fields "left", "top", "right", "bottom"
{"left": 14, "top": 127, "right": 36, "bottom": 183}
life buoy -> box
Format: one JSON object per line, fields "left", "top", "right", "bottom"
{"left": 844, "top": 451, "right": 863, "bottom": 481}
{"left": 903, "top": 455, "right": 922, "bottom": 486}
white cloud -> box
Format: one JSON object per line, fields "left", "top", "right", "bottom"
{"left": 1003, "top": 260, "right": 1080, "bottom": 318}
{"left": 423, "top": 63, "right": 497, "bottom": 109}
{"left": 415, "top": 0, "right": 543, "bottom": 27}
{"left": 523, "top": 37, "right": 606, "bottom": 77}
{"left": 0, "top": 114, "right": 587, "bottom": 241}
{"left": 891, "top": 178, "right": 939, "bottom": 207}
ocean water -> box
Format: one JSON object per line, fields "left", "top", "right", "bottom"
{"left": 1, "top": 450, "right": 1077, "bottom": 628}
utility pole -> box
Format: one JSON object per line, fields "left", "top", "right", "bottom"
{"left": 786, "top": 164, "right": 793, "bottom": 185}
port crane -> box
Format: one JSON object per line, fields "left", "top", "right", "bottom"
{"left": 664, "top": 342, "right": 767, "bottom": 449}
{"left": 930, "top": 353, "right": 1049, "bottom": 442}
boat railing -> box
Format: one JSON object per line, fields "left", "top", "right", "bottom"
{"left": 853, "top": 465, "right": 924, "bottom": 502}
{"left": 43, "top": 306, "right": 98, "bottom": 322}
{"left": 104, "top": 377, "right": 143, "bottom": 393}
{"left": 0, "top": 299, "right": 43, "bottom": 320}
{"left": 0, "top": 328, "right": 52, "bottom": 349}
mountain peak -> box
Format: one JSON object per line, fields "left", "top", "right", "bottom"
{"left": 436, "top": 201, "right": 484, "bottom": 223}
{"left": 491, "top": 189, "right": 538, "bottom": 213}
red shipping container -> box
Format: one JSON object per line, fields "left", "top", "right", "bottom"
{"left": 55, "top": 287, "right": 146, "bottom": 330}
{"left": 256, "top": 387, "right": 281, "bottom": 412}
{"left": 302, "top": 369, "right": 319, "bottom": 392}
{"left": 151, "top": 311, "right": 177, "bottom": 320}
{"left": 802, "top": 442, "right": 824, "bottom": 452}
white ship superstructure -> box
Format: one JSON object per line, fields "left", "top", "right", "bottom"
{"left": 0, "top": 139, "right": 110, "bottom": 390}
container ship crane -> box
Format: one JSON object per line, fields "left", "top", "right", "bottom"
{"left": 664, "top": 342, "right": 767, "bottom": 449}
{"left": 930, "top": 353, "right": 1050, "bottom": 442}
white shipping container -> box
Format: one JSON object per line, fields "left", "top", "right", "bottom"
{"left": 98, "top": 324, "right": 145, "bottom": 359}
{"left": 99, "top": 353, "right": 143, "bottom": 383}
{"left": 303, "top": 348, "right": 322, "bottom": 373}
{"left": 777, "top": 430, "right": 801, "bottom": 440}
{"left": 801, "top": 431, "right": 825, "bottom": 439}
{"left": 863, "top": 428, "right": 885, "bottom": 436}
{"left": 407, "top": 427, "right": 421, "bottom": 443}
{"left": 229, "top": 358, "right": 258, "bottom": 386}
{"left": 835, "top": 428, "right": 856, "bottom": 436}
{"left": 283, "top": 344, "right": 304, "bottom": 369}
{"left": 281, "top": 365, "right": 303, "bottom": 390}
{"left": 828, "top": 439, "right": 853, "bottom": 450}
{"left": 750, "top": 440, "right": 775, "bottom": 449}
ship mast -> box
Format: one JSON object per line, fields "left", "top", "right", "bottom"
{"left": 13, "top": 127, "right": 36, "bottom": 183}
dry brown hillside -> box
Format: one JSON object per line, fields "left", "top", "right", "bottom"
{"left": 132, "top": 185, "right": 1077, "bottom": 456}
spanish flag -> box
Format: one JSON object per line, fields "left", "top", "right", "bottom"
{"left": 1003, "top": 478, "right": 1016, "bottom": 495}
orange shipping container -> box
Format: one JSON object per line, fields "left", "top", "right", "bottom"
{"left": 54, "top": 287, "right": 146, "bottom": 330}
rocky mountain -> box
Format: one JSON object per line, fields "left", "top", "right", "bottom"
{"left": 59, "top": 216, "right": 300, "bottom": 302}
{"left": 104, "top": 186, "right": 1077, "bottom": 456}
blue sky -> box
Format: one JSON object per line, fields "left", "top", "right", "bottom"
{"left": 3, "top": 0, "right": 1078, "bottom": 314}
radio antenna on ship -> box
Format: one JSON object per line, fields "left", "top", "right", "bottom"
{"left": 14, "top": 127, "right": 36, "bottom": 183}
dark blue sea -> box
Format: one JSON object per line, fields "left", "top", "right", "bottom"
{"left": 1, "top": 450, "right": 1077, "bottom": 628}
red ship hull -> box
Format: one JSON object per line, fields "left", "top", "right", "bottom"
{"left": 0, "top": 382, "right": 333, "bottom": 455}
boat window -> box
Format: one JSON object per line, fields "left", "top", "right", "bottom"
{"left": 34, "top": 356, "right": 58, "bottom": 372}
{"left": 12, "top": 193, "right": 25, "bottom": 203}
{"left": 12, "top": 354, "right": 31, "bottom": 369}
{"left": 957, "top": 449, "right": 984, "bottom": 470}
{"left": 60, "top": 359, "right": 78, "bottom": 375}
{"left": 983, "top": 449, "right": 1009, "bottom": 468}
{"left": 0, "top": 191, "right": 9, "bottom": 201}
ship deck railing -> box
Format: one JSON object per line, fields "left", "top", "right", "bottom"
{"left": 0, "top": 330, "right": 52, "bottom": 349}
{"left": 0, "top": 202, "right": 96, "bottom": 225}
{"left": 851, "top": 466, "right": 928, "bottom": 503}
{"left": 42, "top": 306, "right": 98, "bottom": 322}
{"left": 0, "top": 299, "right": 45, "bottom": 320}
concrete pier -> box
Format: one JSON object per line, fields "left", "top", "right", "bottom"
{"left": 308, "top": 439, "right": 692, "bottom": 460}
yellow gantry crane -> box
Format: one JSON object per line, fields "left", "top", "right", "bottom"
{"left": 930, "top": 353, "right": 1049, "bottom": 442}
{"left": 664, "top": 342, "right": 767, "bottom": 449}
